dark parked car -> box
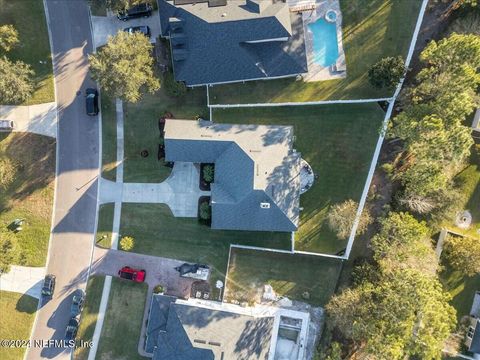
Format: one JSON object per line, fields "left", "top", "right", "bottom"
{"left": 123, "top": 25, "right": 151, "bottom": 38}
{"left": 85, "top": 88, "right": 99, "bottom": 116}
{"left": 0, "top": 120, "right": 14, "bottom": 132}
{"left": 64, "top": 317, "right": 79, "bottom": 342}
{"left": 118, "top": 266, "right": 146, "bottom": 282}
{"left": 70, "top": 292, "right": 85, "bottom": 317}
{"left": 41, "top": 274, "right": 56, "bottom": 298}
{"left": 117, "top": 3, "right": 152, "bottom": 21}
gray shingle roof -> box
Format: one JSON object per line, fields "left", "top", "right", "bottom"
{"left": 164, "top": 119, "right": 300, "bottom": 232}
{"left": 470, "top": 319, "right": 480, "bottom": 354}
{"left": 158, "top": 0, "right": 307, "bottom": 86}
{"left": 147, "top": 295, "right": 274, "bottom": 360}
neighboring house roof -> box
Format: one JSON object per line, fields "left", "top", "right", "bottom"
{"left": 470, "top": 291, "right": 480, "bottom": 318}
{"left": 164, "top": 119, "right": 300, "bottom": 232}
{"left": 468, "top": 318, "right": 480, "bottom": 354}
{"left": 145, "top": 295, "right": 274, "bottom": 360}
{"left": 158, "top": 0, "right": 308, "bottom": 86}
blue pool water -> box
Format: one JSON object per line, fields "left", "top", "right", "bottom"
{"left": 307, "top": 19, "right": 339, "bottom": 67}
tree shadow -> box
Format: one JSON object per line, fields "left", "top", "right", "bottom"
{"left": 16, "top": 292, "right": 39, "bottom": 314}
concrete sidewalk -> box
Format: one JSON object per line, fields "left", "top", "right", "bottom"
{"left": 0, "top": 102, "right": 57, "bottom": 138}
{"left": 0, "top": 265, "right": 46, "bottom": 299}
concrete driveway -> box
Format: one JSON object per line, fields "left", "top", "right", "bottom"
{"left": 91, "top": 11, "right": 161, "bottom": 48}
{"left": 0, "top": 265, "right": 46, "bottom": 299}
{"left": 91, "top": 247, "right": 197, "bottom": 298}
{"left": 0, "top": 103, "right": 57, "bottom": 138}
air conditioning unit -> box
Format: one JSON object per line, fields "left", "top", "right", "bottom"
{"left": 260, "top": 202, "right": 270, "bottom": 209}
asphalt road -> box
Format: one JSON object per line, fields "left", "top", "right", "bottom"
{"left": 26, "top": 1, "right": 98, "bottom": 359}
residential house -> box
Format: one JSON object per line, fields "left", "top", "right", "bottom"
{"left": 466, "top": 291, "right": 480, "bottom": 355}
{"left": 157, "top": 0, "right": 308, "bottom": 86}
{"left": 164, "top": 119, "right": 301, "bottom": 232}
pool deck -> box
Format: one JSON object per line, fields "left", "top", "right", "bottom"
{"left": 301, "top": 0, "right": 346, "bottom": 82}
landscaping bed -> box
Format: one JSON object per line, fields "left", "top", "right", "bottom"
{"left": 96, "top": 277, "right": 148, "bottom": 360}
{"left": 0, "top": 133, "right": 55, "bottom": 266}
{"left": 209, "top": 0, "right": 422, "bottom": 104}
{"left": 0, "top": 291, "right": 38, "bottom": 360}
{"left": 0, "top": 0, "right": 54, "bottom": 104}
{"left": 119, "top": 203, "right": 291, "bottom": 298}
{"left": 225, "top": 248, "right": 343, "bottom": 306}
{"left": 213, "top": 103, "right": 385, "bottom": 254}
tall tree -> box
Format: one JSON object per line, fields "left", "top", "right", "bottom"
{"left": 89, "top": 0, "right": 151, "bottom": 12}
{"left": 326, "top": 269, "right": 456, "bottom": 360}
{"left": 0, "top": 56, "right": 34, "bottom": 104}
{"left": 371, "top": 212, "right": 437, "bottom": 275}
{"left": 443, "top": 234, "right": 480, "bottom": 276}
{"left": 89, "top": 31, "right": 160, "bottom": 103}
{"left": 327, "top": 200, "right": 372, "bottom": 240}
{"left": 0, "top": 25, "right": 19, "bottom": 52}
{"left": 368, "top": 56, "right": 405, "bottom": 89}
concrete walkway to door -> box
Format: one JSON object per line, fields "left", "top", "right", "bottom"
{"left": 99, "top": 162, "right": 210, "bottom": 217}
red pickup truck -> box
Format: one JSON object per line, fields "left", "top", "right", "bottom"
{"left": 118, "top": 266, "right": 146, "bottom": 283}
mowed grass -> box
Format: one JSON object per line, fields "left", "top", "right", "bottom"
{"left": 209, "top": 0, "right": 421, "bottom": 103}
{"left": 0, "top": 291, "right": 38, "bottom": 360}
{"left": 122, "top": 88, "right": 207, "bottom": 182}
{"left": 0, "top": 133, "right": 55, "bottom": 266}
{"left": 445, "top": 143, "right": 480, "bottom": 238}
{"left": 226, "top": 249, "right": 342, "bottom": 306}
{"left": 440, "top": 261, "right": 480, "bottom": 322}
{"left": 101, "top": 94, "right": 117, "bottom": 181}
{"left": 120, "top": 203, "right": 291, "bottom": 298}
{"left": 0, "top": 0, "right": 54, "bottom": 104}
{"left": 74, "top": 276, "right": 105, "bottom": 360}
{"left": 213, "top": 103, "right": 385, "bottom": 254}
{"left": 96, "top": 203, "right": 114, "bottom": 249}
{"left": 96, "top": 277, "right": 148, "bottom": 360}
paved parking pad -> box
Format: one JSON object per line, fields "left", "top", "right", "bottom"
{"left": 91, "top": 11, "right": 162, "bottom": 48}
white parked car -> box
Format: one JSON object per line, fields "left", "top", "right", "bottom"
{"left": 0, "top": 120, "right": 14, "bottom": 131}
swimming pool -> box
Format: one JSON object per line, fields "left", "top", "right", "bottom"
{"left": 307, "top": 18, "right": 339, "bottom": 67}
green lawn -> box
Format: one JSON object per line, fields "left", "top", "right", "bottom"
{"left": 96, "top": 203, "right": 114, "bottom": 249}
{"left": 0, "top": 133, "right": 55, "bottom": 266}
{"left": 213, "top": 103, "right": 385, "bottom": 254}
{"left": 101, "top": 94, "right": 117, "bottom": 181}
{"left": 74, "top": 276, "right": 105, "bottom": 360}
{"left": 445, "top": 143, "right": 480, "bottom": 238}
{"left": 122, "top": 88, "right": 207, "bottom": 182}
{"left": 120, "top": 203, "right": 291, "bottom": 298}
{"left": 440, "top": 260, "right": 480, "bottom": 322}
{"left": 226, "top": 248, "right": 342, "bottom": 306}
{"left": 96, "top": 278, "right": 148, "bottom": 360}
{"left": 0, "top": 291, "right": 38, "bottom": 360}
{"left": 0, "top": 0, "right": 54, "bottom": 104}
{"left": 209, "top": 0, "right": 421, "bottom": 104}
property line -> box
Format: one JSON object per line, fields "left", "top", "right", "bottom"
{"left": 293, "top": 250, "right": 346, "bottom": 260}
{"left": 230, "top": 244, "right": 295, "bottom": 254}
{"left": 209, "top": 97, "right": 392, "bottom": 109}
{"left": 344, "top": 0, "right": 429, "bottom": 259}
{"left": 221, "top": 246, "right": 233, "bottom": 303}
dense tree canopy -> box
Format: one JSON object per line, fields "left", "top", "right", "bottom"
{"left": 390, "top": 34, "right": 479, "bottom": 216}
{"left": 371, "top": 212, "right": 437, "bottom": 275}
{"left": 0, "top": 25, "right": 19, "bottom": 52}
{"left": 89, "top": 31, "right": 160, "bottom": 103}
{"left": 368, "top": 56, "right": 405, "bottom": 89}
{"left": 326, "top": 269, "right": 456, "bottom": 360}
{"left": 89, "top": 0, "right": 151, "bottom": 12}
{"left": 443, "top": 234, "right": 480, "bottom": 276}
{"left": 0, "top": 56, "right": 34, "bottom": 104}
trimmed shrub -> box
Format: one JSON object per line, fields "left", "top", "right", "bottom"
{"left": 119, "top": 236, "right": 134, "bottom": 251}
{"left": 199, "top": 202, "right": 211, "bottom": 221}
{"left": 202, "top": 164, "right": 214, "bottom": 183}
{"left": 368, "top": 56, "right": 405, "bottom": 89}
{"left": 153, "top": 285, "right": 164, "bottom": 294}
